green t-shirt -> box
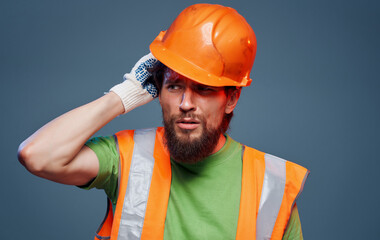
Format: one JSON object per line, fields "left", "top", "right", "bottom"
{"left": 84, "top": 134, "right": 303, "bottom": 239}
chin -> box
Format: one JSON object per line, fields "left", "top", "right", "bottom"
{"left": 175, "top": 127, "right": 203, "bottom": 141}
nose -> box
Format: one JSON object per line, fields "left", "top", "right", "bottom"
{"left": 179, "top": 88, "right": 196, "bottom": 112}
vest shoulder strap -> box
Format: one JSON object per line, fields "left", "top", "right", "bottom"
{"left": 111, "top": 127, "right": 171, "bottom": 240}
{"left": 237, "top": 145, "right": 309, "bottom": 240}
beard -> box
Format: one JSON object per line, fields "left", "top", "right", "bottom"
{"left": 163, "top": 112, "right": 224, "bottom": 164}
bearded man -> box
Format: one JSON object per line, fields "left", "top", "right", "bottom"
{"left": 18, "top": 3, "right": 309, "bottom": 240}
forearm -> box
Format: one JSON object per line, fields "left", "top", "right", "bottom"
{"left": 18, "top": 92, "right": 124, "bottom": 175}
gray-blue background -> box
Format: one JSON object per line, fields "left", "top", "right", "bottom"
{"left": 1, "top": 0, "right": 379, "bottom": 239}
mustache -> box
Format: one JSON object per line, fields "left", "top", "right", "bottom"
{"left": 171, "top": 113, "right": 203, "bottom": 121}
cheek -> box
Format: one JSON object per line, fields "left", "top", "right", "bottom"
{"left": 198, "top": 98, "right": 227, "bottom": 126}
{"left": 160, "top": 101, "right": 171, "bottom": 117}
{"left": 160, "top": 94, "right": 177, "bottom": 116}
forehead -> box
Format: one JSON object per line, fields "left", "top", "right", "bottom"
{"left": 163, "top": 68, "right": 181, "bottom": 81}
{"left": 163, "top": 68, "right": 214, "bottom": 88}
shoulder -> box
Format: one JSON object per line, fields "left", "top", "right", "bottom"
{"left": 239, "top": 144, "right": 309, "bottom": 196}
{"left": 115, "top": 127, "right": 165, "bottom": 155}
{"left": 85, "top": 135, "right": 117, "bottom": 154}
{"left": 241, "top": 144, "right": 308, "bottom": 172}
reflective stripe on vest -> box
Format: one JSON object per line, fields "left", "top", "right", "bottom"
{"left": 96, "top": 127, "right": 309, "bottom": 240}
{"left": 117, "top": 128, "right": 156, "bottom": 239}
{"left": 256, "top": 154, "right": 286, "bottom": 239}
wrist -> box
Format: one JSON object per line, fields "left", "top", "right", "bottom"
{"left": 106, "top": 91, "right": 126, "bottom": 116}
{"left": 110, "top": 80, "right": 154, "bottom": 114}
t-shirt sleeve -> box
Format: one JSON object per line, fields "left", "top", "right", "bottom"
{"left": 282, "top": 203, "right": 303, "bottom": 240}
{"left": 80, "top": 136, "right": 119, "bottom": 204}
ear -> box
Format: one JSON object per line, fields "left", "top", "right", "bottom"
{"left": 225, "top": 88, "right": 241, "bottom": 114}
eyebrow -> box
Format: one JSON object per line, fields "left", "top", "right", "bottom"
{"left": 196, "top": 83, "right": 223, "bottom": 90}
{"left": 163, "top": 78, "right": 182, "bottom": 85}
{"left": 163, "top": 79, "right": 223, "bottom": 91}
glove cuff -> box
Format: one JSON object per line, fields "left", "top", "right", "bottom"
{"left": 110, "top": 80, "right": 154, "bottom": 114}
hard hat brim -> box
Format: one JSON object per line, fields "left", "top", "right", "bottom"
{"left": 150, "top": 31, "right": 252, "bottom": 87}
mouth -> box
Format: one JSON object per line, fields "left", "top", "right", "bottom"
{"left": 176, "top": 118, "right": 201, "bottom": 130}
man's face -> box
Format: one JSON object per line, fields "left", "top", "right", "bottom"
{"left": 159, "top": 68, "right": 239, "bottom": 163}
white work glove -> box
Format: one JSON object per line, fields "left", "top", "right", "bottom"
{"left": 110, "top": 53, "right": 159, "bottom": 114}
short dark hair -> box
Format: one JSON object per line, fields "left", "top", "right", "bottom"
{"left": 148, "top": 63, "right": 236, "bottom": 133}
{"left": 147, "top": 62, "right": 167, "bottom": 93}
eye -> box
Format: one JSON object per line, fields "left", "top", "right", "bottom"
{"left": 166, "top": 84, "right": 182, "bottom": 92}
{"left": 196, "top": 85, "right": 218, "bottom": 93}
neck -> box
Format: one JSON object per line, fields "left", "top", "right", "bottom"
{"left": 210, "top": 134, "right": 226, "bottom": 155}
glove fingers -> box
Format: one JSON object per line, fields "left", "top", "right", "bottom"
{"left": 110, "top": 53, "right": 159, "bottom": 114}
{"left": 144, "top": 83, "right": 158, "bottom": 98}
{"left": 131, "top": 53, "right": 158, "bottom": 83}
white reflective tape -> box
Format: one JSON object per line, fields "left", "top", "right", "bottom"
{"left": 256, "top": 154, "right": 286, "bottom": 240}
{"left": 118, "top": 128, "right": 156, "bottom": 240}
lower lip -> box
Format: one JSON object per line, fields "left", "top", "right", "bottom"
{"left": 176, "top": 122, "right": 200, "bottom": 130}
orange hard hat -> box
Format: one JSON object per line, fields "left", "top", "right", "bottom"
{"left": 150, "top": 3, "right": 257, "bottom": 87}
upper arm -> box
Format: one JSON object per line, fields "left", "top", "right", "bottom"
{"left": 38, "top": 135, "right": 120, "bottom": 187}
{"left": 44, "top": 145, "right": 100, "bottom": 186}
{"left": 79, "top": 136, "right": 120, "bottom": 203}
{"left": 282, "top": 204, "right": 303, "bottom": 240}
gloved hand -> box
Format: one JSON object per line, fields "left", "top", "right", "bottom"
{"left": 110, "top": 53, "right": 159, "bottom": 114}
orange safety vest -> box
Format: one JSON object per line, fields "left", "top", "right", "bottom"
{"left": 95, "top": 127, "right": 309, "bottom": 240}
